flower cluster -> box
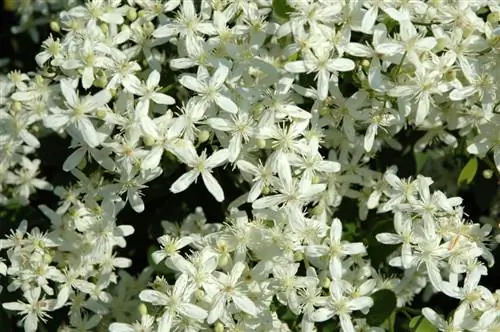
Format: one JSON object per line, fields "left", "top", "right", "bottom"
{"left": 0, "top": 0, "right": 499, "bottom": 331}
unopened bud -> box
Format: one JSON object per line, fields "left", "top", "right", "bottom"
{"left": 214, "top": 322, "right": 224, "bottom": 332}
{"left": 127, "top": 8, "right": 138, "bottom": 21}
{"left": 293, "top": 251, "right": 304, "bottom": 261}
{"left": 96, "top": 109, "right": 107, "bottom": 120}
{"left": 218, "top": 253, "right": 229, "bottom": 268}
{"left": 11, "top": 101, "right": 22, "bottom": 112}
{"left": 257, "top": 139, "right": 266, "bottom": 149}
{"left": 321, "top": 276, "right": 331, "bottom": 289}
{"left": 483, "top": 169, "right": 493, "bottom": 179}
{"left": 197, "top": 130, "right": 210, "bottom": 144}
{"left": 361, "top": 59, "right": 370, "bottom": 68}
{"left": 50, "top": 21, "right": 60, "bottom": 33}
{"left": 138, "top": 303, "right": 147, "bottom": 316}
{"left": 143, "top": 135, "right": 155, "bottom": 146}
{"left": 195, "top": 289, "right": 205, "bottom": 301}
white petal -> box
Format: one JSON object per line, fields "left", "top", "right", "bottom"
{"left": 170, "top": 170, "right": 199, "bottom": 194}
{"left": 211, "top": 64, "right": 229, "bottom": 89}
{"left": 284, "top": 61, "right": 308, "bottom": 73}
{"left": 326, "top": 58, "right": 355, "bottom": 72}
{"left": 232, "top": 293, "right": 258, "bottom": 316}
{"left": 206, "top": 149, "right": 229, "bottom": 168}
{"left": 60, "top": 79, "right": 78, "bottom": 107}
{"left": 128, "top": 190, "right": 144, "bottom": 213}
{"left": 202, "top": 171, "right": 224, "bottom": 202}
{"left": 75, "top": 118, "right": 99, "bottom": 148}
{"left": 179, "top": 303, "right": 208, "bottom": 320}
{"left": 214, "top": 94, "right": 238, "bottom": 114}
{"left": 63, "top": 148, "right": 87, "bottom": 172}
{"left": 179, "top": 75, "right": 204, "bottom": 93}
{"left": 147, "top": 70, "right": 160, "bottom": 89}
{"left": 139, "top": 290, "right": 168, "bottom": 305}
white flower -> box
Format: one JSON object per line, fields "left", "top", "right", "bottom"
{"left": 122, "top": 70, "right": 175, "bottom": 115}
{"left": 206, "top": 261, "right": 259, "bottom": 324}
{"left": 285, "top": 44, "right": 355, "bottom": 100}
{"left": 2, "top": 287, "right": 56, "bottom": 332}
{"left": 170, "top": 140, "right": 228, "bottom": 202}
{"left": 311, "top": 281, "right": 373, "bottom": 332}
{"left": 139, "top": 274, "right": 207, "bottom": 331}
{"left": 44, "top": 80, "right": 111, "bottom": 148}
{"left": 178, "top": 63, "right": 238, "bottom": 114}
{"left": 306, "top": 218, "right": 366, "bottom": 280}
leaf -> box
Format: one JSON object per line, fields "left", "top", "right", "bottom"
{"left": 414, "top": 151, "right": 428, "bottom": 173}
{"left": 272, "top": 0, "right": 294, "bottom": 20}
{"left": 457, "top": 157, "right": 478, "bottom": 186}
{"left": 409, "top": 315, "right": 437, "bottom": 332}
{"left": 366, "top": 289, "right": 397, "bottom": 326}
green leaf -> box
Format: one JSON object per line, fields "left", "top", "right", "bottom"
{"left": 272, "top": 0, "right": 293, "bottom": 20}
{"left": 414, "top": 151, "right": 429, "bottom": 173}
{"left": 366, "top": 289, "right": 397, "bottom": 326}
{"left": 457, "top": 157, "right": 478, "bottom": 186}
{"left": 409, "top": 315, "right": 437, "bottom": 332}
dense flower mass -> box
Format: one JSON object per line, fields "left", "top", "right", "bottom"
{"left": 0, "top": 0, "right": 499, "bottom": 331}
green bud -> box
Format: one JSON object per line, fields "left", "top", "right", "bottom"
{"left": 143, "top": 135, "right": 155, "bottom": 146}
{"left": 96, "top": 109, "right": 107, "bottom": 120}
{"left": 50, "top": 21, "right": 60, "bottom": 33}
{"left": 214, "top": 322, "right": 224, "bottom": 332}
{"left": 195, "top": 289, "right": 205, "bottom": 301}
{"left": 138, "top": 303, "right": 148, "bottom": 316}
{"left": 321, "top": 276, "right": 331, "bottom": 289}
{"left": 11, "top": 101, "right": 22, "bottom": 112}
{"left": 293, "top": 251, "right": 304, "bottom": 261}
{"left": 361, "top": 59, "right": 370, "bottom": 68}
{"left": 127, "top": 8, "right": 138, "bottom": 21}
{"left": 262, "top": 185, "right": 270, "bottom": 195}
{"left": 257, "top": 139, "right": 266, "bottom": 149}
{"left": 197, "top": 130, "right": 210, "bottom": 144}
{"left": 219, "top": 253, "right": 229, "bottom": 268}
{"left": 483, "top": 169, "right": 493, "bottom": 179}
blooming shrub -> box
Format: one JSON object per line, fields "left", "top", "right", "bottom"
{"left": 0, "top": 0, "right": 499, "bottom": 331}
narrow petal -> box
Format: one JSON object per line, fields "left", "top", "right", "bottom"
{"left": 170, "top": 170, "right": 199, "bottom": 193}
{"left": 202, "top": 171, "right": 224, "bottom": 202}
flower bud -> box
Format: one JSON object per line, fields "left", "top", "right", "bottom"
{"left": 96, "top": 109, "right": 107, "bottom": 120}
{"left": 257, "top": 139, "right": 266, "bottom": 149}
{"left": 195, "top": 289, "right": 205, "bottom": 301}
{"left": 293, "top": 251, "right": 304, "bottom": 261}
{"left": 11, "top": 101, "right": 22, "bottom": 112}
{"left": 197, "top": 130, "right": 210, "bottom": 144}
{"left": 361, "top": 59, "right": 370, "bottom": 68}
{"left": 483, "top": 169, "right": 493, "bottom": 179}
{"left": 138, "top": 303, "right": 148, "bottom": 316}
{"left": 321, "top": 276, "right": 331, "bottom": 289}
{"left": 219, "top": 253, "right": 230, "bottom": 268}
{"left": 214, "top": 322, "right": 224, "bottom": 332}
{"left": 50, "top": 21, "right": 60, "bottom": 33}
{"left": 127, "top": 8, "right": 138, "bottom": 21}
{"left": 143, "top": 135, "right": 155, "bottom": 146}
